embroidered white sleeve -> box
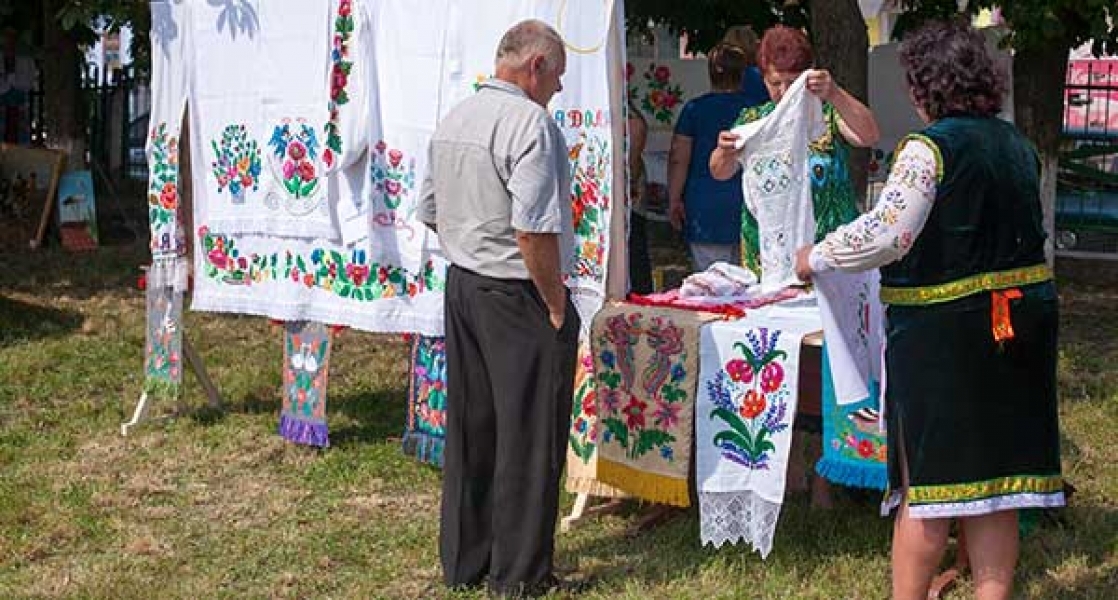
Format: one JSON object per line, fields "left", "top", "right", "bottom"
{"left": 810, "top": 137, "right": 940, "bottom": 273}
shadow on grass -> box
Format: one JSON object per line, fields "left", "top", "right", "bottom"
{"left": 0, "top": 243, "right": 148, "bottom": 299}
{"left": 562, "top": 490, "right": 892, "bottom": 593}
{"left": 0, "top": 294, "right": 84, "bottom": 347}
{"left": 1019, "top": 503, "right": 1118, "bottom": 599}
{"left": 328, "top": 388, "right": 409, "bottom": 446}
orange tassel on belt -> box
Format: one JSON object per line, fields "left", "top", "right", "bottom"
{"left": 991, "top": 288, "right": 1023, "bottom": 343}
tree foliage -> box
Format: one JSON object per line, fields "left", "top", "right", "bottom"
{"left": 625, "top": 0, "right": 809, "bottom": 54}
{"left": 894, "top": 0, "right": 1116, "bottom": 57}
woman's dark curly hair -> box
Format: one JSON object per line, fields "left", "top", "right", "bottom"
{"left": 899, "top": 20, "right": 1006, "bottom": 119}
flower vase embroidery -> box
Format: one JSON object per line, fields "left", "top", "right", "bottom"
{"left": 147, "top": 122, "right": 182, "bottom": 255}
{"left": 370, "top": 141, "right": 416, "bottom": 211}
{"left": 639, "top": 63, "right": 684, "bottom": 125}
{"left": 567, "top": 132, "right": 611, "bottom": 282}
{"left": 211, "top": 124, "right": 262, "bottom": 204}
{"left": 706, "top": 327, "right": 792, "bottom": 469}
{"left": 267, "top": 119, "right": 323, "bottom": 214}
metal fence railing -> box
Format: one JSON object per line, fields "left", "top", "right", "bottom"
{"left": 1058, "top": 58, "right": 1118, "bottom": 258}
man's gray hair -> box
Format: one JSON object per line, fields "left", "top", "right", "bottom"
{"left": 495, "top": 19, "right": 565, "bottom": 72}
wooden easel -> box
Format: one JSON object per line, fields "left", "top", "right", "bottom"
{"left": 121, "top": 335, "right": 225, "bottom": 435}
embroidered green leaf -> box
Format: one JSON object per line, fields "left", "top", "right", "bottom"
{"left": 634, "top": 429, "right": 675, "bottom": 458}
{"left": 602, "top": 417, "right": 629, "bottom": 450}
{"left": 761, "top": 349, "right": 788, "bottom": 365}
{"left": 598, "top": 371, "right": 621, "bottom": 389}
{"left": 296, "top": 256, "right": 307, "bottom": 273}
{"left": 710, "top": 407, "right": 751, "bottom": 440}
{"left": 714, "top": 429, "right": 756, "bottom": 457}
{"left": 300, "top": 181, "right": 318, "bottom": 197}
{"left": 284, "top": 177, "right": 300, "bottom": 196}
{"left": 339, "top": 284, "right": 352, "bottom": 297}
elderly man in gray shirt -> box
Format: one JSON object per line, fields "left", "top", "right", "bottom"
{"left": 418, "top": 19, "right": 581, "bottom": 598}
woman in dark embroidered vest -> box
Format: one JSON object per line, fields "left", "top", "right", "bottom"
{"left": 794, "top": 20, "right": 1063, "bottom": 600}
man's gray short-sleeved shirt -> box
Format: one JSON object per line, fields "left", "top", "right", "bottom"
{"left": 418, "top": 79, "right": 573, "bottom": 280}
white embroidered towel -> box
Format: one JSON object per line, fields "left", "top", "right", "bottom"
{"left": 695, "top": 308, "right": 820, "bottom": 557}
{"left": 812, "top": 269, "right": 885, "bottom": 406}
{"left": 732, "top": 72, "right": 825, "bottom": 293}
{"left": 146, "top": 0, "right": 192, "bottom": 258}
{"left": 189, "top": 0, "right": 339, "bottom": 240}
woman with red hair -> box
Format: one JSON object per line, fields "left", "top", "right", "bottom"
{"left": 710, "top": 25, "right": 879, "bottom": 274}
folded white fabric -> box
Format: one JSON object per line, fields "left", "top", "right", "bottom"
{"left": 812, "top": 268, "right": 885, "bottom": 406}
{"left": 680, "top": 261, "right": 760, "bottom": 300}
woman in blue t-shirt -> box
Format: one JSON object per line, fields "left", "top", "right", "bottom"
{"left": 667, "top": 43, "right": 767, "bottom": 270}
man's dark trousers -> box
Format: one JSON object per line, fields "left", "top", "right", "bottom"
{"left": 439, "top": 265, "right": 580, "bottom": 594}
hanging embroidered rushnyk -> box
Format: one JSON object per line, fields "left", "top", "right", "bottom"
{"left": 402, "top": 334, "right": 448, "bottom": 467}
{"left": 184, "top": 0, "right": 624, "bottom": 336}
{"left": 565, "top": 343, "right": 627, "bottom": 498}
{"left": 279, "top": 321, "right": 334, "bottom": 447}
{"left": 144, "top": 264, "right": 186, "bottom": 404}
{"left": 695, "top": 308, "right": 819, "bottom": 557}
{"left": 592, "top": 302, "right": 716, "bottom": 507}
{"left": 731, "top": 72, "right": 824, "bottom": 292}
{"left": 812, "top": 269, "right": 888, "bottom": 490}
{"left": 187, "top": 0, "right": 354, "bottom": 240}
{"left": 147, "top": 0, "right": 191, "bottom": 258}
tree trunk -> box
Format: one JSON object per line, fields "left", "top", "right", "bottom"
{"left": 41, "top": 0, "right": 86, "bottom": 168}
{"left": 809, "top": 0, "right": 870, "bottom": 206}
{"left": 1012, "top": 41, "right": 1069, "bottom": 267}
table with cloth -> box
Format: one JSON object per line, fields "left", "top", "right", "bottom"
{"left": 569, "top": 292, "right": 886, "bottom": 558}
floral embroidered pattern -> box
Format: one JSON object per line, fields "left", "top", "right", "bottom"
{"left": 144, "top": 285, "right": 182, "bottom": 398}
{"left": 569, "top": 349, "right": 600, "bottom": 464}
{"left": 817, "top": 138, "right": 940, "bottom": 270}
{"left": 285, "top": 329, "right": 329, "bottom": 420}
{"left": 323, "top": 0, "right": 355, "bottom": 168}
{"left": 147, "top": 122, "right": 181, "bottom": 254}
{"left": 268, "top": 120, "right": 322, "bottom": 201}
{"left": 596, "top": 313, "right": 689, "bottom": 461}
{"left": 706, "top": 328, "right": 792, "bottom": 469}
{"left": 210, "top": 124, "right": 262, "bottom": 203}
{"left": 637, "top": 63, "right": 683, "bottom": 125}
{"left": 370, "top": 141, "right": 417, "bottom": 211}
{"left": 567, "top": 131, "right": 611, "bottom": 281}
{"left": 409, "top": 336, "right": 447, "bottom": 438}
{"left": 198, "top": 226, "right": 445, "bottom": 300}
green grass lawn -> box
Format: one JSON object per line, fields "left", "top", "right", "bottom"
{"left": 1, "top": 244, "right": 1115, "bottom": 599}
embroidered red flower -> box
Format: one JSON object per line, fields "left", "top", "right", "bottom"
{"left": 323, "top": 148, "right": 335, "bottom": 168}
{"left": 346, "top": 263, "right": 369, "bottom": 286}
{"left": 739, "top": 389, "right": 766, "bottom": 420}
{"left": 338, "top": 0, "right": 351, "bottom": 17}
{"left": 625, "top": 62, "right": 635, "bottom": 81}
{"left": 384, "top": 179, "right": 402, "bottom": 197}
{"left": 287, "top": 140, "right": 307, "bottom": 161}
{"left": 654, "top": 65, "right": 671, "bottom": 83}
{"left": 298, "top": 161, "right": 316, "bottom": 182}
{"left": 388, "top": 149, "right": 403, "bottom": 168}
{"left": 857, "top": 439, "right": 875, "bottom": 458}
{"left": 208, "top": 248, "right": 228, "bottom": 269}
{"left": 581, "top": 389, "right": 597, "bottom": 417}
{"left": 303, "top": 273, "right": 315, "bottom": 288}
{"left": 726, "top": 359, "right": 753, "bottom": 383}
{"left": 282, "top": 160, "right": 296, "bottom": 180}
{"left": 760, "top": 361, "right": 784, "bottom": 393}
{"left": 159, "top": 182, "right": 178, "bottom": 209}
{"left": 623, "top": 395, "right": 647, "bottom": 430}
